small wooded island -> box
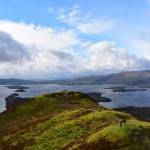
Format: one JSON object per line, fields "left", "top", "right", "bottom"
{"left": 105, "top": 86, "right": 148, "bottom": 92}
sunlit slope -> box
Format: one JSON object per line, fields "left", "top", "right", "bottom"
{"left": 0, "top": 91, "right": 150, "bottom": 150}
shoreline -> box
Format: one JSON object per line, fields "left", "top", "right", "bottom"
{"left": 85, "top": 92, "right": 112, "bottom": 102}
{"left": 4, "top": 91, "right": 112, "bottom": 109}
{"left": 3, "top": 85, "right": 30, "bottom": 110}
{"left": 115, "top": 106, "right": 150, "bottom": 122}
{"left": 2, "top": 88, "right": 150, "bottom": 122}
{"left": 5, "top": 93, "right": 29, "bottom": 109}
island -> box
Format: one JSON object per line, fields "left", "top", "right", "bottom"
{"left": 4, "top": 85, "right": 30, "bottom": 92}
{"left": 105, "top": 86, "right": 148, "bottom": 92}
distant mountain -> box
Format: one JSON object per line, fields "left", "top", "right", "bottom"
{"left": 0, "top": 78, "right": 38, "bottom": 85}
{"left": 56, "top": 70, "right": 150, "bottom": 87}
{"left": 0, "top": 70, "right": 150, "bottom": 87}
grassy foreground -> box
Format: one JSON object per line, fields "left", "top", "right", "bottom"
{"left": 0, "top": 91, "right": 150, "bottom": 150}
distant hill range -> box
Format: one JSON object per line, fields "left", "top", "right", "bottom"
{"left": 54, "top": 70, "right": 150, "bottom": 87}
{"left": 0, "top": 78, "right": 37, "bottom": 85}
{"left": 0, "top": 70, "right": 150, "bottom": 87}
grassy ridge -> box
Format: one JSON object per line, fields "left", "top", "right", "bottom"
{"left": 0, "top": 91, "right": 150, "bottom": 150}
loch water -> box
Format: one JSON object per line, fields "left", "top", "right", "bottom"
{"left": 0, "top": 84, "right": 150, "bottom": 113}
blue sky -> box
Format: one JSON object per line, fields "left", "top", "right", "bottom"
{"left": 0, "top": 0, "right": 148, "bottom": 26}
{"left": 0, "top": 0, "right": 150, "bottom": 78}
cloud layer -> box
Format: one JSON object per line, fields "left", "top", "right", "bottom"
{"left": 84, "top": 41, "right": 150, "bottom": 72}
{"left": 0, "top": 10, "right": 149, "bottom": 78}
{"left": 0, "top": 31, "right": 29, "bottom": 63}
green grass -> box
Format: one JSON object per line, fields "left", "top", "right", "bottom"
{"left": 0, "top": 91, "right": 150, "bottom": 150}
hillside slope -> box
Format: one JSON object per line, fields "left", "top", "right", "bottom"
{"left": 58, "top": 70, "right": 150, "bottom": 87}
{"left": 0, "top": 91, "right": 150, "bottom": 150}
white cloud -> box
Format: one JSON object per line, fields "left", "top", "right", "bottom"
{"left": 0, "top": 20, "right": 82, "bottom": 78}
{"left": 0, "top": 31, "right": 30, "bottom": 63}
{"left": 0, "top": 20, "right": 149, "bottom": 78}
{"left": 77, "top": 19, "right": 114, "bottom": 34}
{"left": 84, "top": 41, "right": 150, "bottom": 72}
{"left": 0, "top": 20, "right": 79, "bottom": 50}
{"left": 51, "top": 6, "right": 115, "bottom": 34}
{"left": 131, "top": 40, "right": 150, "bottom": 59}
{"left": 121, "top": 30, "right": 150, "bottom": 60}
{"left": 57, "top": 6, "right": 89, "bottom": 25}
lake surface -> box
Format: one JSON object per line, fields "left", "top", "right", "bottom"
{"left": 0, "top": 84, "right": 150, "bottom": 113}
{"left": 0, "top": 86, "right": 15, "bottom": 113}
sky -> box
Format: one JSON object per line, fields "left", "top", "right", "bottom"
{"left": 0, "top": 0, "right": 150, "bottom": 79}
